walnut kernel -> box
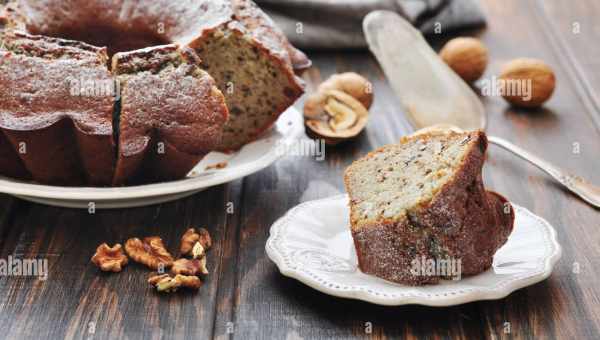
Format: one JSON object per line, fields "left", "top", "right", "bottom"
{"left": 305, "top": 90, "right": 369, "bottom": 145}
{"left": 148, "top": 273, "right": 202, "bottom": 293}
{"left": 171, "top": 258, "right": 203, "bottom": 276}
{"left": 125, "top": 237, "right": 174, "bottom": 270}
{"left": 91, "top": 243, "right": 128, "bottom": 272}
{"left": 180, "top": 228, "right": 212, "bottom": 256}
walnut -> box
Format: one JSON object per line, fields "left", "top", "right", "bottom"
{"left": 192, "top": 241, "right": 205, "bottom": 259}
{"left": 439, "top": 37, "right": 488, "bottom": 82}
{"left": 171, "top": 258, "right": 205, "bottom": 276}
{"left": 125, "top": 237, "right": 174, "bottom": 270}
{"left": 91, "top": 243, "right": 128, "bottom": 272}
{"left": 198, "top": 256, "right": 208, "bottom": 275}
{"left": 304, "top": 72, "right": 373, "bottom": 118}
{"left": 148, "top": 273, "right": 170, "bottom": 285}
{"left": 305, "top": 90, "right": 369, "bottom": 145}
{"left": 180, "top": 228, "right": 212, "bottom": 256}
{"left": 148, "top": 273, "right": 202, "bottom": 293}
{"left": 499, "top": 58, "right": 555, "bottom": 107}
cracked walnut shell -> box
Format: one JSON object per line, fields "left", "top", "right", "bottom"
{"left": 180, "top": 228, "right": 212, "bottom": 256}
{"left": 148, "top": 273, "right": 202, "bottom": 292}
{"left": 305, "top": 90, "right": 369, "bottom": 145}
{"left": 91, "top": 243, "right": 128, "bottom": 272}
{"left": 125, "top": 237, "right": 174, "bottom": 270}
{"left": 304, "top": 72, "right": 373, "bottom": 118}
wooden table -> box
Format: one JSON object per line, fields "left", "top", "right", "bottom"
{"left": 1, "top": 1, "right": 599, "bottom": 339}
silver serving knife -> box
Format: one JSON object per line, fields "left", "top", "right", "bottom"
{"left": 363, "top": 10, "right": 600, "bottom": 208}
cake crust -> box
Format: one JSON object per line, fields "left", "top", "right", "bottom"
{"left": 0, "top": 31, "right": 115, "bottom": 185}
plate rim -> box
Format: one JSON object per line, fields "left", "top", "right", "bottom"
{"left": 266, "top": 194, "right": 562, "bottom": 306}
{"left": 0, "top": 107, "right": 303, "bottom": 202}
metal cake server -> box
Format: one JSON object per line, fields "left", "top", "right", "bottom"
{"left": 363, "top": 10, "right": 600, "bottom": 208}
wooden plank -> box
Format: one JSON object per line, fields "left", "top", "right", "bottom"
{"left": 225, "top": 0, "right": 600, "bottom": 339}
{"left": 0, "top": 185, "right": 235, "bottom": 340}
{"left": 532, "top": 0, "right": 600, "bottom": 132}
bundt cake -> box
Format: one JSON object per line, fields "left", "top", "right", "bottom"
{"left": 344, "top": 130, "right": 514, "bottom": 285}
{"left": 0, "top": 0, "right": 309, "bottom": 186}
{"left": 0, "top": 31, "right": 116, "bottom": 186}
{"left": 112, "top": 45, "right": 228, "bottom": 185}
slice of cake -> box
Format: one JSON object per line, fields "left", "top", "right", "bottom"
{"left": 111, "top": 45, "right": 229, "bottom": 185}
{"left": 344, "top": 130, "right": 514, "bottom": 285}
{"left": 0, "top": 31, "right": 116, "bottom": 186}
{"left": 187, "top": 0, "right": 305, "bottom": 151}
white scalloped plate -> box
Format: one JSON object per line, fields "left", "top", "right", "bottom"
{"left": 266, "top": 194, "right": 562, "bottom": 306}
{"left": 0, "top": 107, "right": 303, "bottom": 209}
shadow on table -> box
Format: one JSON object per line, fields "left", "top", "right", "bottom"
{"left": 270, "top": 270, "right": 561, "bottom": 338}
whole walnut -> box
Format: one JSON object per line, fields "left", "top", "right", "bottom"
{"left": 499, "top": 58, "right": 556, "bottom": 108}
{"left": 440, "top": 37, "right": 488, "bottom": 82}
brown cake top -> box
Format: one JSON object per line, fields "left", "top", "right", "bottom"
{"left": 0, "top": 30, "right": 114, "bottom": 133}
{"left": 12, "top": 0, "right": 309, "bottom": 71}
{"left": 114, "top": 44, "right": 228, "bottom": 157}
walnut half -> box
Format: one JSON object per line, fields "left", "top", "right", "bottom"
{"left": 125, "top": 237, "right": 174, "bottom": 270}
{"left": 91, "top": 243, "right": 128, "bottom": 272}
{"left": 180, "top": 228, "right": 212, "bottom": 256}
{"left": 148, "top": 273, "right": 202, "bottom": 293}
{"left": 171, "top": 258, "right": 208, "bottom": 276}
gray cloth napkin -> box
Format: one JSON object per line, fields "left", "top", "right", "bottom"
{"left": 255, "top": 0, "right": 486, "bottom": 49}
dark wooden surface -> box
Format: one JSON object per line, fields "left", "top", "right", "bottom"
{"left": 1, "top": 0, "right": 599, "bottom": 339}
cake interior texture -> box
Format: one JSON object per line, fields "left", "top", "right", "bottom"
{"left": 347, "top": 133, "right": 473, "bottom": 227}
{"left": 344, "top": 131, "right": 514, "bottom": 285}
{"left": 191, "top": 27, "right": 303, "bottom": 150}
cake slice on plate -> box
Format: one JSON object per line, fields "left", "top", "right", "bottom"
{"left": 344, "top": 130, "right": 514, "bottom": 285}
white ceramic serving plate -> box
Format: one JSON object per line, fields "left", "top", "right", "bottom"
{"left": 266, "top": 194, "right": 562, "bottom": 306}
{"left": 0, "top": 107, "right": 304, "bottom": 209}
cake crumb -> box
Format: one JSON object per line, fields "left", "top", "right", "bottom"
{"left": 205, "top": 161, "right": 228, "bottom": 171}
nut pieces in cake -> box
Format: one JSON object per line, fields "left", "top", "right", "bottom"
{"left": 305, "top": 90, "right": 369, "bottom": 145}
{"left": 91, "top": 243, "right": 128, "bottom": 272}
